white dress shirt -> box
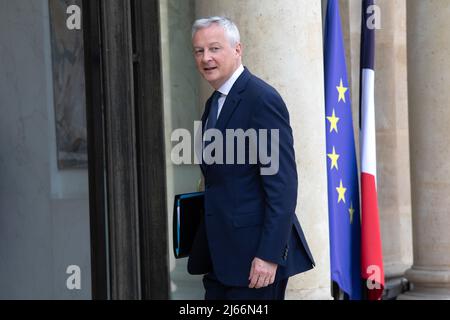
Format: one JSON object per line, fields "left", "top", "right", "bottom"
{"left": 215, "top": 64, "right": 245, "bottom": 118}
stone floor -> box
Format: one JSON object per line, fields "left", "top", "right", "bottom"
{"left": 169, "top": 258, "right": 330, "bottom": 300}
{"left": 170, "top": 258, "right": 204, "bottom": 300}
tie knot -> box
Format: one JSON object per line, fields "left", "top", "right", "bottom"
{"left": 213, "top": 90, "right": 221, "bottom": 101}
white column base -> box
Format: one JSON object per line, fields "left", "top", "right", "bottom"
{"left": 398, "top": 267, "right": 450, "bottom": 300}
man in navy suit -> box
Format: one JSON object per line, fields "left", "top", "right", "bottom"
{"left": 189, "top": 16, "right": 315, "bottom": 300}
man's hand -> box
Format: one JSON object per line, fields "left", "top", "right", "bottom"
{"left": 248, "top": 257, "right": 278, "bottom": 289}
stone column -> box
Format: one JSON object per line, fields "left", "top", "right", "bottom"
{"left": 399, "top": 0, "right": 450, "bottom": 299}
{"left": 372, "top": 0, "right": 412, "bottom": 292}
{"left": 348, "top": 0, "right": 413, "bottom": 295}
{"left": 195, "top": 0, "right": 331, "bottom": 299}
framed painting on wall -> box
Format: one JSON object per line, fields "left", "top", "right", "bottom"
{"left": 49, "top": 0, "right": 87, "bottom": 169}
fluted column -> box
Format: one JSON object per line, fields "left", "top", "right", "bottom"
{"left": 346, "top": 0, "right": 413, "bottom": 292}
{"left": 195, "top": 0, "right": 330, "bottom": 299}
{"left": 399, "top": 0, "right": 450, "bottom": 299}
{"left": 373, "top": 0, "right": 412, "bottom": 285}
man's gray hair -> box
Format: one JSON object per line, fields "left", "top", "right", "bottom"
{"left": 192, "top": 16, "right": 241, "bottom": 46}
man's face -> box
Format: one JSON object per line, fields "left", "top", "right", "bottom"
{"left": 192, "top": 24, "right": 242, "bottom": 89}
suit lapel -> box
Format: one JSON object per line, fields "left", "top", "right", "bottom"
{"left": 201, "top": 68, "right": 252, "bottom": 132}
{"left": 215, "top": 95, "right": 242, "bottom": 132}
{"left": 199, "top": 68, "right": 252, "bottom": 174}
{"left": 215, "top": 68, "right": 251, "bottom": 132}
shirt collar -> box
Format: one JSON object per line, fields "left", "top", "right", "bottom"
{"left": 217, "top": 64, "right": 244, "bottom": 96}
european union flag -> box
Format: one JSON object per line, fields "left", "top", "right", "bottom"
{"left": 324, "top": 0, "right": 362, "bottom": 300}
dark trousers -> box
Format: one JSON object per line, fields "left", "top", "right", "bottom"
{"left": 203, "top": 271, "right": 288, "bottom": 300}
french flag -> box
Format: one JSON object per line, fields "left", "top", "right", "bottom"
{"left": 360, "top": 0, "right": 384, "bottom": 300}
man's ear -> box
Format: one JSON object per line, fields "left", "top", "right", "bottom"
{"left": 235, "top": 42, "right": 242, "bottom": 57}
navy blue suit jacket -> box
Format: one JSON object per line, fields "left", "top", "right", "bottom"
{"left": 188, "top": 68, "right": 315, "bottom": 287}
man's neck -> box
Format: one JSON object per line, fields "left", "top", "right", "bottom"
{"left": 216, "top": 64, "right": 245, "bottom": 94}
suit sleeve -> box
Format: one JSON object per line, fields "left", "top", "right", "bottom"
{"left": 251, "top": 89, "right": 298, "bottom": 267}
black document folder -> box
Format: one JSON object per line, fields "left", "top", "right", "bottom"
{"left": 173, "top": 192, "right": 204, "bottom": 259}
